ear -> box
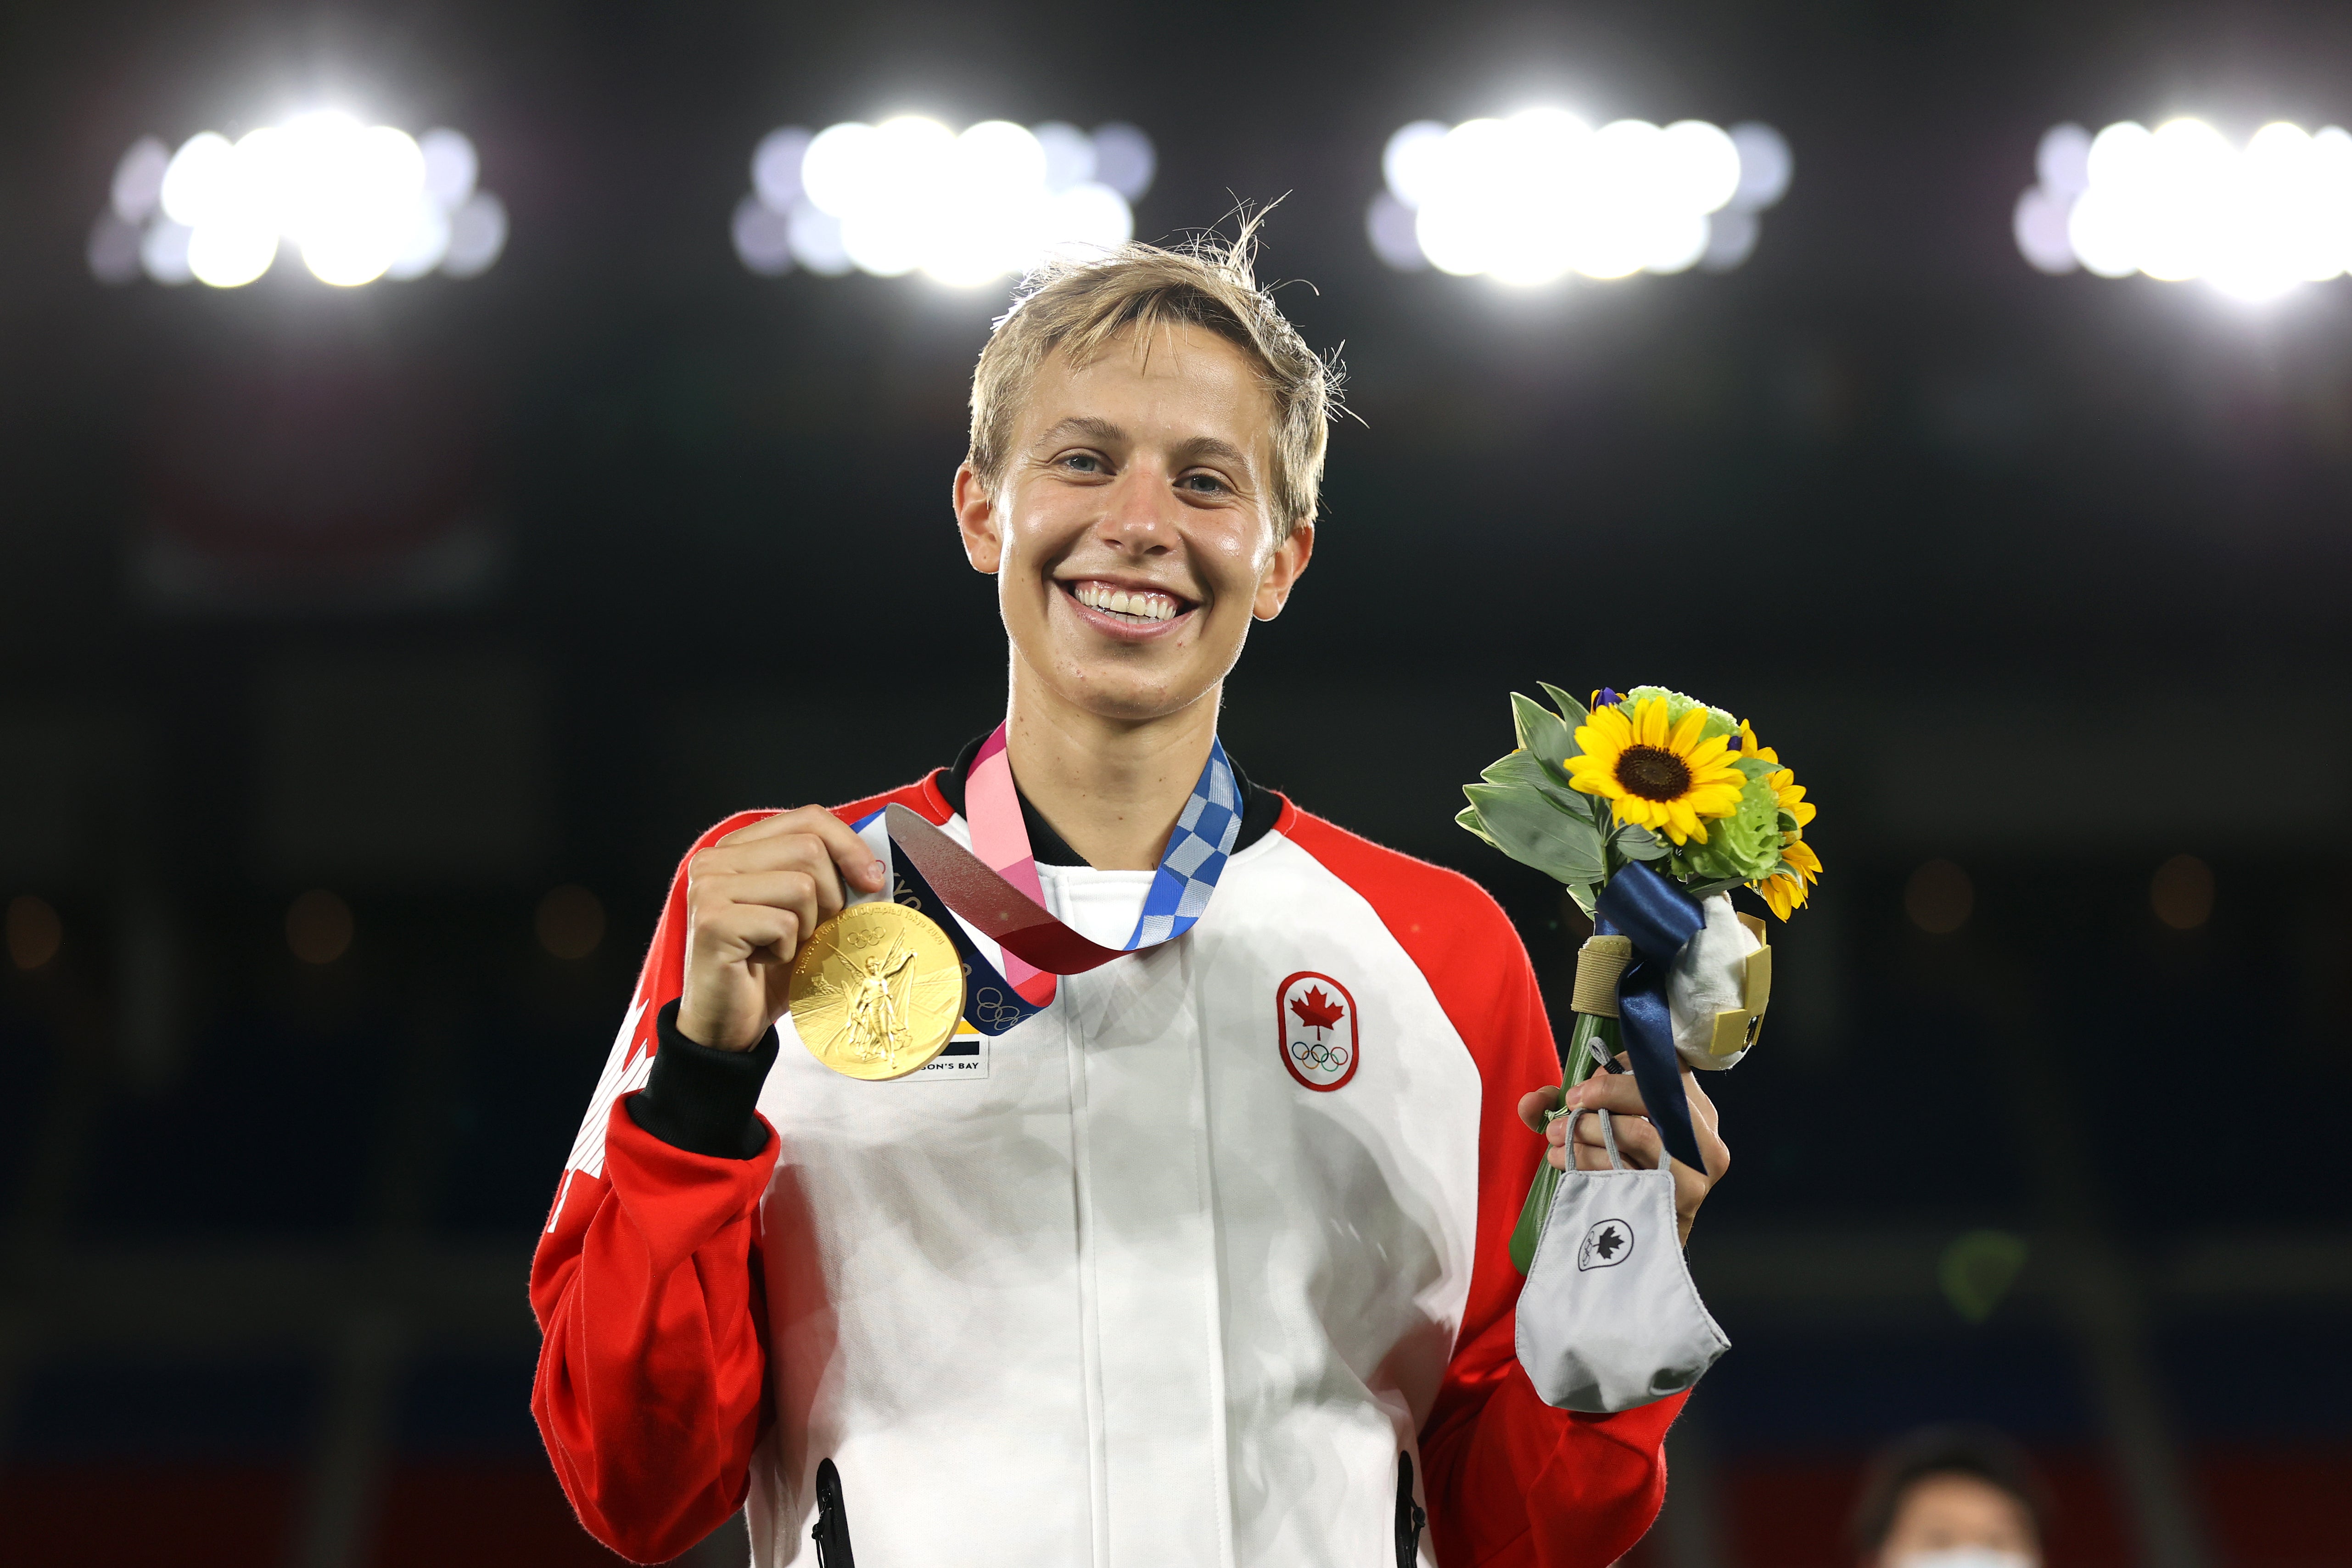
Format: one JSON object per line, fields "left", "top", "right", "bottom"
{"left": 1251, "top": 521, "right": 1314, "bottom": 621}
{"left": 954, "top": 461, "right": 1002, "bottom": 573}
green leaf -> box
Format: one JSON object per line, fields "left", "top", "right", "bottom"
{"left": 1680, "top": 875, "right": 1748, "bottom": 898}
{"left": 1610, "top": 821, "right": 1669, "bottom": 862}
{"left": 1480, "top": 749, "right": 1552, "bottom": 790}
{"left": 1481, "top": 750, "right": 1604, "bottom": 823}
{"left": 1562, "top": 881, "right": 1597, "bottom": 918}
{"left": 1456, "top": 802, "right": 1501, "bottom": 851}
{"left": 1464, "top": 782, "right": 1608, "bottom": 885}
{"left": 1511, "top": 692, "right": 1579, "bottom": 775}
{"left": 1538, "top": 682, "right": 1593, "bottom": 733}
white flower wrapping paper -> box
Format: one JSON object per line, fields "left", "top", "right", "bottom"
{"left": 1665, "top": 893, "right": 1764, "bottom": 1070}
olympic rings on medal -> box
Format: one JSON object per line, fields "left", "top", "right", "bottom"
{"left": 1289, "top": 1039, "right": 1351, "bottom": 1070}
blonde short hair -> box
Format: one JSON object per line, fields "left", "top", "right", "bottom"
{"left": 967, "top": 227, "right": 1338, "bottom": 540}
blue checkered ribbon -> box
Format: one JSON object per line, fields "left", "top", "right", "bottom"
{"left": 1127, "top": 737, "right": 1242, "bottom": 948}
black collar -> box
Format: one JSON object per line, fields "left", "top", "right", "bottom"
{"left": 933, "top": 731, "right": 1283, "bottom": 869}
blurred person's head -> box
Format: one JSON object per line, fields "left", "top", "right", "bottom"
{"left": 954, "top": 226, "right": 1333, "bottom": 728}
{"left": 1852, "top": 1424, "right": 2049, "bottom": 1568}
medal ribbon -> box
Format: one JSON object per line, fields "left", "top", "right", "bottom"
{"left": 883, "top": 723, "right": 1243, "bottom": 1012}
{"left": 1593, "top": 861, "right": 1709, "bottom": 1174}
{"left": 963, "top": 728, "right": 1057, "bottom": 1006}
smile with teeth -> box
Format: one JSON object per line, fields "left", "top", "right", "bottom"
{"left": 1070, "top": 581, "right": 1187, "bottom": 624}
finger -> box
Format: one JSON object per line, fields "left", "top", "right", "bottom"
{"left": 1563, "top": 1070, "right": 1651, "bottom": 1118}
{"left": 1680, "top": 1067, "right": 1731, "bottom": 1178}
{"left": 717, "top": 807, "right": 889, "bottom": 894}
{"left": 694, "top": 836, "right": 857, "bottom": 921}
{"left": 702, "top": 870, "right": 825, "bottom": 948}
{"left": 692, "top": 902, "right": 801, "bottom": 966}
{"left": 1681, "top": 1066, "right": 1722, "bottom": 1134}
{"left": 1574, "top": 1138, "right": 1633, "bottom": 1172}
{"left": 1518, "top": 1086, "right": 1562, "bottom": 1132}
{"left": 795, "top": 808, "right": 890, "bottom": 894}
{"left": 1568, "top": 1109, "right": 1667, "bottom": 1170}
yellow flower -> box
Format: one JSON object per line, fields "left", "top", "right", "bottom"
{"left": 1754, "top": 868, "right": 1809, "bottom": 919}
{"left": 1751, "top": 835, "right": 1824, "bottom": 920}
{"left": 1767, "top": 767, "right": 1816, "bottom": 829}
{"left": 1565, "top": 696, "right": 1747, "bottom": 846}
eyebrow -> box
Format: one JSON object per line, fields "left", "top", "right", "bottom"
{"left": 1034, "top": 415, "right": 1125, "bottom": 448}
{"left": 1033, "top": 417, "right": 1255, "bottom": 473}
{"left": 1174, "top": 436, "right": 1254, "bottom": 471}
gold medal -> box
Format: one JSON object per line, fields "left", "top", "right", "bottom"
{"left": 787, "top": 900, "right": 965, "bottom": 1081}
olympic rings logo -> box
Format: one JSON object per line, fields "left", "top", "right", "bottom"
{"left": 1290, "top": 1039, "right": 1351, "bottom": 1070}
{"left": 970, "top": 987, "right": 1025, "bottom": 1031}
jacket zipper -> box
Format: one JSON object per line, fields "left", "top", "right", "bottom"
{"left": 1395, "top": 1450, "right": 1427, "bottom": 1567}
{"left": 812, "top": 1457, "right": 857, "bottom": 1568}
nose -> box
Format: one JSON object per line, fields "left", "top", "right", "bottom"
{"left": 1095, "top": 459, "right": 1180, "bottom": 555}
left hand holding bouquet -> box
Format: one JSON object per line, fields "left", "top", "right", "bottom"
{"left": 1519, "top": 1055, "right": 1729, "bottom": 1246}
{"left": 1460, "top": 683, "right": 1819, "bottom": 1262}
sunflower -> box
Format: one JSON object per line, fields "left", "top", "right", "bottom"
{"left": 1754, "top": 867, "right": 1809, "bottom": 919}
{"left": 1565, "top": 695, "right": 1748, "bottom": 845}
{"left": 1752, "top": 834, "right": 1824, "bottom": 919}
{"left": 1767, "top": 767, "right": 1815, "bottom": 829}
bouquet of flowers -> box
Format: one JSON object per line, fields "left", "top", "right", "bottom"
{"left": 1458, "top": 684, "right": 1820, "bottom": 1270}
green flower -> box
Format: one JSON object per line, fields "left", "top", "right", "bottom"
{"left": 1623, "top": 685, "right": 1742, "bottom": 746}
{"left": 1671, "top": 757, "right": 1785, "bottom": 884}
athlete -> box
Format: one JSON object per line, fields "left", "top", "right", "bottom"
{"left": 532, "top": 233, "right": 1733, "bottom": 1567}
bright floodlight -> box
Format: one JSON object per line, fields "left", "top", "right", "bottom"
{"left": 2015, "top": 118, "right": 2352, "bottom": 299}
{"left": 1367, "top": 111, "right": 1788, "bottom": 282}
{"left": 733, "top": 117, "right": 1152, "bottom": 284}
{"left": 91, "top": 117, "right": 504, "bottom": 288}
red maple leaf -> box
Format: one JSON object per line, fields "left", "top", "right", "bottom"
{"left": 1289, "top": 984, "right": 1345, "bottom": 1035}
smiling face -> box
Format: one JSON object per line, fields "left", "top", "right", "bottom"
{"left": 955, "top": 322, "right": 1313, "bottom": 727}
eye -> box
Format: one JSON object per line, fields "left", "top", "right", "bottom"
{"left": 1058, "top": 451, "right": 1105, "bottom": 474}
{"left": 1179, "top": 471, "right": 1230, "bottom": 495}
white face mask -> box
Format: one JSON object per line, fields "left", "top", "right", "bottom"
{"left": 1893, "top": 1551, "right": 2032, "bottom": 1568}
{"left": 1513, "top": 1108, "right": 1730, "bottom": 1412}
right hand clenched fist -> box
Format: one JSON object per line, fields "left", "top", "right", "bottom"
{"left": 677, "top": 807, "right": 890, "bottom": 1052}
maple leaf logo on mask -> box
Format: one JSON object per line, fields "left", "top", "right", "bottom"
{"left": 1592, "top": 1225, "right": 1624, "bottom": 1260}
{"left": 1289, "top": 985, "right": 1346, "bottom": 1036}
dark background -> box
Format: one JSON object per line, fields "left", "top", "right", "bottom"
{"left": 1, "top": 2, "right": 2347, "bottom": 1564}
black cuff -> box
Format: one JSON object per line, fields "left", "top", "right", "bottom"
{"left": 624, "top": 999, "right": 778, "bottom": 1159}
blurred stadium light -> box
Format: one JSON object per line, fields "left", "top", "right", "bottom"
{"left": 731, "top": 116, "right": 1152, "bottom": 285}
{"left": 2015, "top": 118, "right": 2352, "bottom": 300}
{"left": 1367, "top": 110, "right": 1790, "bottom": 284}
{"left": 88, "top": 115, "right": 506, "bottom": 289}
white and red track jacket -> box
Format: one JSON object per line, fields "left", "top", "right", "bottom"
{"left": 532, "top": 760, "right": 1686, "bottom": 1567}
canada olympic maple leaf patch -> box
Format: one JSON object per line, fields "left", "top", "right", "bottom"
{"left": 1277, "top": 971, "right": 1358, "bottom": 1092}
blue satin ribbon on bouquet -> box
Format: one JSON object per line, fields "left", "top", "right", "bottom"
{"left": 1594, "top": 861, "right": 1708, "bottom": 1173}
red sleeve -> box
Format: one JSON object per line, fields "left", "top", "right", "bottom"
{"left": 529, "top": 782, "right": 948, "bottom": 1563}
{"left": 1283, "top": 805, "right": 1687, "bottom": 1568}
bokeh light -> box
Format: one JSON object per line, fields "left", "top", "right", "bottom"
{"left": 2015, "top": 118, "right": 2352, "bottom": 300}
{"left": 286, "top": 889, "right": 354, "bottom": 965}
{"left": 6, "top": 894, "right": 62, "bottom": 971}
{"left": 2149, "top": 853, "right": 2215, "bottom": 930}
{"left": 1905, "top": 859, "right": 1974, "bottom": 935}
{"left": 91, "top": 115, "right": 507, "bottom": 289}
{"left": 536, "top": 884, "right": 607, "bottom": 961}
{"left": 731, "top": 117, "right": 1153, "bottom": 284}
{"left": 1366, "top": 110, "right": 1790, "bottom": 283}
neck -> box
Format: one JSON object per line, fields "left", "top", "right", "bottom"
{"left": 1002, "top": 670, "right": 1219, "bottom": 872}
